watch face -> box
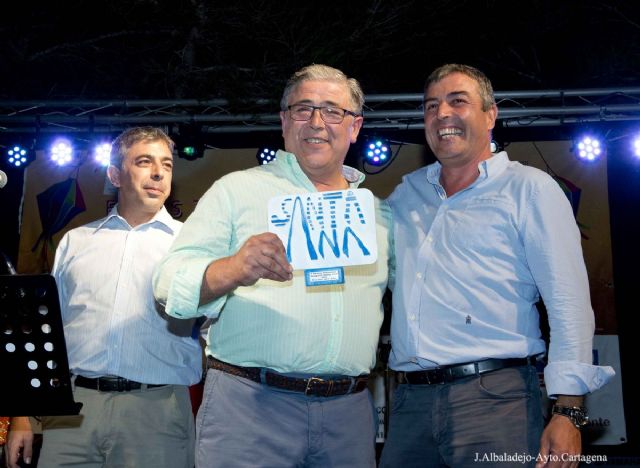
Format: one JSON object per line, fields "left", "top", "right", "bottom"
{"left": 553, "top": 405, "right": 589, "bottom": 428}
{"left": 572, "top": 409, "right": 589, "bottom": 427}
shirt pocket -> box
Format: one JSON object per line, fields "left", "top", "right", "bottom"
{"left": 444, "top": 196, "right": 518, "bottom": 253}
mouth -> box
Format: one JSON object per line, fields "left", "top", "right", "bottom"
{"left": 303, "top": 137, "right": 328, "bottom": 144}
{"left": 144, "top": 187, "right": 163, "bottom": 195}
{"left": 437, "top": 127, "right": 463, "bottom": 139}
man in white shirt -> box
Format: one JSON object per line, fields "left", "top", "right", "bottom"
{"left": 6, "top": 127, "right": 202, "bottom": 468}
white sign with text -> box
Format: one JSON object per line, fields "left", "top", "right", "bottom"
{"left": 268, "top": 189, "right": 378, "bottom": 271}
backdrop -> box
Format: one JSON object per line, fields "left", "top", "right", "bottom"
{"left": 17, "top": 141, "right": 615, "bottom": 333}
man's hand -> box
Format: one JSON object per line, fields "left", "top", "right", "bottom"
{"left": 228, "top": 233, "right": 293, "bottom": 286}
{"left": 200, "top": 233, "right": 293, "bottom": 304}
{"left": 5, "top": 417, "right": 33, "bottom": 468}
{"left": 535, "top": 415, "right": 581, "bottom": 468}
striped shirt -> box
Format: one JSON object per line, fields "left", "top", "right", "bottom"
{"left": 53, "top": 206, "right": 202, "bottom": 385}
{"left": 154, "top": 151, "right": 393, "bottom": 376}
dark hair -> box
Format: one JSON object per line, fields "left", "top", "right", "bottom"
{"left": 110, "top": 126, "right": 174, "bottom": 168}
{"left": 425, "top": 64, "right": 496, "bottom": 111}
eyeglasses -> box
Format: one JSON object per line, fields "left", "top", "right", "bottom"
{"left": 287, "top": 104, "right": 360, "bottom": 124}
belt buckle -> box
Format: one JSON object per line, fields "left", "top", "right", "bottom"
{"left": 443, "top": 367, "right": 457, "bottom": 383}
{"left": 425, "top": 369, "right": 440, "bottom": 385}
{"left": 116, "top": 378, "right": 131, "bottom": 392}
{"left": 422, "top": 367, "right": 442, "bottom": 385}
{"left": 429, "top": 368, "right": 449, "bottom": 384}
{"left": 354, "top": 377, "right": 368, "bottom": 393}
{"left": 305, "top": 377, "right": 327, "bottom": 396}
{"left": 96, "top": 378, "right": 109, "bottom": 392}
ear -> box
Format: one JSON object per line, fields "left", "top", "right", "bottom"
{"left": 280, "top": 111, "right": 287, "bottom": 138}
{"left": 107, "top": 165, "right": 121, "bottom": 188}
{"left": 486, "top": 104, "right": 498, "bottom": 131}
{"left": 350, "top": 115, "right": 364, "bottom": 144}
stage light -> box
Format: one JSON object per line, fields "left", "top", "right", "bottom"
{"left": 573, "top": 135, "right": 603, "bottom": 161}
{"left": 364, "top": 138, "right": 390, "bottom": 166}
{"left": 490, "top": 140, "right": 503, "bottom": 153}
{"left": 6, "top": 145, "right": 30, "bottom": 168}
{"left": 175, "top": 124, "right": 204, "bottom": 161}
{"left": 257, "top": 148, "right": 277, "bottom": 165}
{"left": 633, "top": 136, "right": 640, "bottom": 159}
{"left": 181, "top": 146, "right": 198, "bottom": 159}
{"left": 50, "top": 139, "right": 74, "bottom": 166}
{"left": 93, "top": 142, "right": 112, "bottom": 166}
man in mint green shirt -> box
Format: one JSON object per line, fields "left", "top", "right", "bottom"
{"left": 153, "top": 64, "right": 392, "bottom": 467}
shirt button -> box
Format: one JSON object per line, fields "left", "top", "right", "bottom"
{"left": 427, "top": 236, "right": 433, "bottom": 242}
{"left": 410, "top": 357, "right": 418, "bottom": 363}
{"left": 409, "top": 314, "right": 416, "bottom": 321}
{"left": 416, "top": 272, "right": 422, "bottom": 279}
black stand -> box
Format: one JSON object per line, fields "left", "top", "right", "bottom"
{"left": 0, "top": 273, "right": 81, "bottom": 416}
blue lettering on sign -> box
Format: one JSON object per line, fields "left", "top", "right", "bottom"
{"left": 269, "top": 190, "right": 371, "bottom": 263}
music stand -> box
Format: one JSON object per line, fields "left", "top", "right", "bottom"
{"left": 0, "top": 273, "right": 81, "bottom": 416}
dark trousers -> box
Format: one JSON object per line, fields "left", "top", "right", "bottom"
{"left": 380, "top": 365, "right": 544, "bottom": 468}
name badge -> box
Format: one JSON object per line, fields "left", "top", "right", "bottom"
{"left": 304, "top": 267, "right": 345, "bottom": 286}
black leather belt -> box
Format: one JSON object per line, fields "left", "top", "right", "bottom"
{"left": 207, "top": 357, "right": 369, "bottom": 397}
{"left": 74, "top": 375, "right": 167, "bottom": 392}
{"left": 400, "top": 356, "right": 537, "bottom": 385}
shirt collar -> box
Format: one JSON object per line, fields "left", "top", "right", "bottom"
{"left": 426, "top": 151, "right": 510, "bottom": 187}
{"left": 275, "top": 150, "right": 365, "bottom": 188}
{"left": 94, "top": 205, "right": 177, "bottom": 234}
{"left": 479, "top": 151, "right": 509, "bottom": 178}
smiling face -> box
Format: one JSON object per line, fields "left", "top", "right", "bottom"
{"left": 423, "top": 72, "right": 497, "bottom": 168}
{"left": 107, "top": 139, "right": 174, "bottom": 226}
{"left": 280, "top": 79, "right": 363, "bottom": 187}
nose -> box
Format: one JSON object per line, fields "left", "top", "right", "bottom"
{"left": 436, "top": 102, "right": 452, "bottom": 120}
{"left": 150, "top": 161, "right": 163, "bottom": 181}
{"left": 308, "top": 108, "right": 325, "bottom": 129}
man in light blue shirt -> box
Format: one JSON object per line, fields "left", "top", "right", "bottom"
{"left": 380, "top": 64, "right": 614, "bottom": 468}
{"left": 154, "top": 65, "right": 392, "bottom": 467}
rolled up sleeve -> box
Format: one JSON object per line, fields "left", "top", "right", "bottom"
{"left": 153, "top": 180, "right": 234, "bottom": 319}
{"left": 523, "top": 177, "right": 614, "bottom": 396}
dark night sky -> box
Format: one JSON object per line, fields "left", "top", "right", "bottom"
{"left": 1, "top": 0, "right": 639, "bottom": 104}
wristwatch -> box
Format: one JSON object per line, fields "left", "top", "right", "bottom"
{"left": 551, "top": 404, "right": 589, "bottom": 428}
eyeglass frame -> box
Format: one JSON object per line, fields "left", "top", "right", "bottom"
{"left": 286, "top": 104, "right": 361, "bottom": 124}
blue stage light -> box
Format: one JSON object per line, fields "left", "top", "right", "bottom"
{"left": 574, "top": 135, "right": 603, "bottom": 161}
{"left": 50, "top": 139, "right": 74, "bottom": 166}
{"left": 7, "top": 145, "right": 29, "bottom": 168}
{"left": 364, "top": 139, "right": 390, "bottom": 166}
{"left": 257, "top": 148, "right": 277, "bottom": 165}
{"left": 633, "top": 136, "right": 640, "bottom": 159}
{"left": 94, "top": 142, "right": 112, "bottom": 166}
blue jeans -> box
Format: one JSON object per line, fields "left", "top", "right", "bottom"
{"left": 380, "top": 365, "right": 544, "bottom": 468}
{"left": 196, "top": 368, "right": 377, "bottom": 468}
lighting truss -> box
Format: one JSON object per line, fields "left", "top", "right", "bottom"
{"left": 0, "top": 87, "right": 639, "bottom": 135}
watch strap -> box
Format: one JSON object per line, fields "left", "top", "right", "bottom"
{"left": 551, "top": 404, "right": 589, "bottom": 428}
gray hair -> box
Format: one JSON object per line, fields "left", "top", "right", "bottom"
{"left": 425, "top": 64, "right": 496, "bottom": 111}
{"left": 280, "top": 64, "right": 365, "bottom": 114}
{"left": 110, "top": 126, "right": 174, "bottom": 168}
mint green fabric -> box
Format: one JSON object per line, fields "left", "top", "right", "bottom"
{"left": 154, "top": 151, "right": 393, "bottom": 375}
